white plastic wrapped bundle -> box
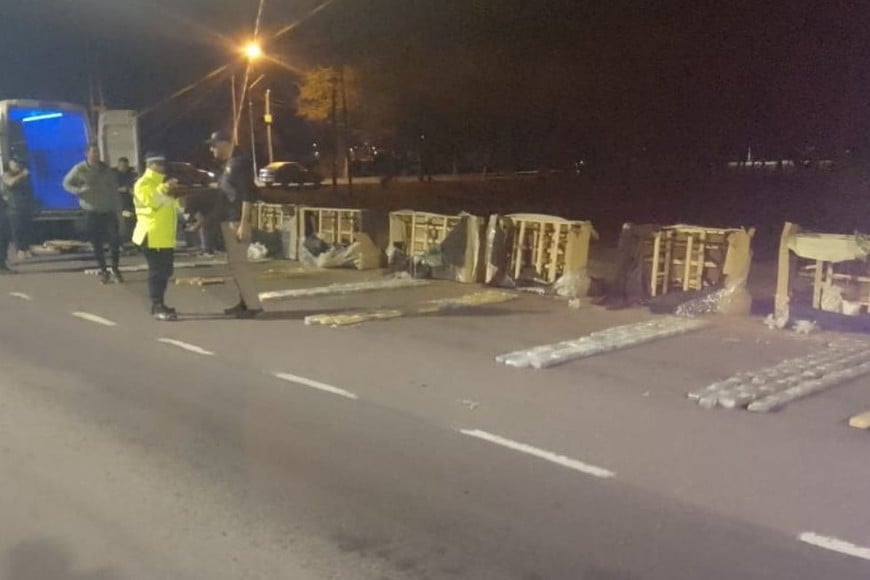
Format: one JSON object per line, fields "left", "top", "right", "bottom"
{"left": 496, "top": 317, "right": 709, "bottom": 369}
{"left": 688, "top": 339, "right": 870, "bottom": 411}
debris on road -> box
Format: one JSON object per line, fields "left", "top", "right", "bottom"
{"left": 247, "top": 242, "right": 269, "bottom": 261}
{"left": 175, "top": 276, "right": 226, "bottom": 286}
{"left": 41, "top": 240, "right": 92, "bottom": 253}
{"left": 85, "top": 259, "right": 225, "bottom": 275}
{"left": 848, "top": 410, "right": 870, "bottom": 429}
{"left": 258, "top": 276, "right": 430, "bottom": 301}
{"left": 689, "top": 339, "right": 870, "bottom": 412}
{"left": 496, "top": 316, "right": 709, "bottom": 369}
{"left": 304, "top": 290, "right": 517, "bottom": 327}
{"left": 458, "top": 399, "right": 481, "bottom": 411}
{"left": 793, "top": 319, "right": 819, "bottom": 335}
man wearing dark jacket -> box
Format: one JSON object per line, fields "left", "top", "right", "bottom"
{"left": 63, "top": 144, "right": 123, "bottom": 284}
{"left": 114, "top": 156, "right": 138, "bottom": 245}
{"left": 208, "top": 130, "right": 263, "bottom": 318}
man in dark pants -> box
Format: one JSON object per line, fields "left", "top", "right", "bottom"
{"left": 0, "top": 199, "right": 13, "bottom": 273}
{"left": 114, "top": 156, "right": 138, "bottom": 246}
{"left": 207, "top": 130, "right": 263, "bottom": 318}
{"left": 63, "top": 144, "right": 123, "bottom": 284}
{"left": 132, "top": 152, "right": 180, "bottom": 321}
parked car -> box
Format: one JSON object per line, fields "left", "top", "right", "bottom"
{"left": 259, "top": 161, "right": 321, "bottom": 188}
{"left": 166, "top": 162, "right": 216, "bottom": 187}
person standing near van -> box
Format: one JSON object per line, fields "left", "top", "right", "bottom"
{"left": 1, "top": 155, "right": 35, "bottom": 260}
{"left": 63, "top": 144, "right": 123, "bottom": 284}
{"left": 114, "top": 156, "right": 138, "bottom": 246}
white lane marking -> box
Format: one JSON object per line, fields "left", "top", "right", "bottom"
{"left": 157, "top": 338, "right": 215, "bottom": 356}
{"left": 9, "top": 292, "right": 33, "bottom": 301}
{"left": 71, "top": 311, "right": 118, "bottom": 327}
{"left": 799, "top": 532, "right": 870, "bottom": 561}
{"left": 272, "top": 372, "right": 359, "bottom": 400}
{"left": 459, "top": 429, "right": 615, "bottom": 479}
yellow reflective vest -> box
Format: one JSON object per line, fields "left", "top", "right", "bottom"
{"left": 132, "top": 168, "right": 178, "bottom": 249}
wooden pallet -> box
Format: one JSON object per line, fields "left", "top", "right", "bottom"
{"left": 647, "top": 225, "right": 750, "bottom": 297}
{"left": 498, "top": 214, "right": 596, "bottom": 284}
{"left": 388, "top": 210, "right": 486, "bottom": 283}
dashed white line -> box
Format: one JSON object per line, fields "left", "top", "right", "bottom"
{"left": 799, "top": 532, "right": 870, "bottom": 561}
{"left": 71, "top": 311, "right": 118, "bottom": 327}
{"left": 157, "top": 338, "right": 215, "bottom": 356}
{"left": 8, "top": 292, "right": 32, "bottom": 301}
{"left": 272, "top": 372, "right": 359, "bottom": 400}
{"left": 459, "top": 429, "right": 616, "bottom": 479}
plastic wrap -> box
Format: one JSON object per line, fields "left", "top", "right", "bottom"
{"left": 688, "top": 339, "right": 870, "bottom": 411}
{"left": 496, "top": 317, "right": 708, "bottom": 369}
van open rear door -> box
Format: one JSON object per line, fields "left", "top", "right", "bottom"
{"left": 98, "top": 110, "right": 139, "bottom": 170}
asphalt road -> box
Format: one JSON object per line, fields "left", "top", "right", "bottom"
{"left": 1, "top": 254, "right": 869, "bottom": 579}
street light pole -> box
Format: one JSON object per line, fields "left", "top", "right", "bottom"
{"left": 231, "top": 74, "right": 239, "bottom": 146}
{"left": 248, "top": 87, "right": 258, "bottom": 177}
{"left": 265, "top": 89, "right": 274, "bottom": 164}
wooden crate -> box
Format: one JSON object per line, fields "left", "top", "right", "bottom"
{"left": 497, "top": 214, "right": 596, "bottom": 284}
{"left": 252, "top": 203, "right": 300, "bottom": 259}
{"left": 388, "top": 210, "right": 486, "bottom": 283}
{"left": 777, "top": 222, "right": 870, "bottom": 319}
{"left": 253, "top": 203, "right": 297, "bottom": 232}
{"left": 647, "top": 225, "right": 747, "bottom": 297}
{"left": 389, "top": 210, "right": 465, "bottom": 257}
{"left": 298, "top": 206, "right": 388, "bottom": 263}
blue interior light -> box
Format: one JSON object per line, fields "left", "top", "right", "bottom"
{"left": 21, "top": 112, "right": 64, "bottom": 123}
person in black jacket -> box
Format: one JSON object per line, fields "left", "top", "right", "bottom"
{"left": 2, "top": 155, "right": 35, "bottom": 261}
{"left": 207, "top": 130, "right": 263, "bottom": 318}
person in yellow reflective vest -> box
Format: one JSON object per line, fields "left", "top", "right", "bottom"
{"left": 133, "top": 152, "right": 180, "bottom": 321}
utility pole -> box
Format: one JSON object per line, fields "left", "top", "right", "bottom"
{"left": 248, "top": 88, "right": 258, "bottom": 177}
{"left": 265, "top": 89, "right": 274, "bottom": 164}
{"left": 231, "top": 74, "right": 239, "bottom": 146}
{"left": 330, "top": 71, "right": 338, "bottom": 187}
{"left": 340, "top": 66, "right": 353, "bottom": 190}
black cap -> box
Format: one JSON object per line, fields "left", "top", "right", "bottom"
{"left": 207, "top": 130, "right": 233, "bottom": 145}
{"left": 9, "top": 153, "right": 26, "bottom": 165}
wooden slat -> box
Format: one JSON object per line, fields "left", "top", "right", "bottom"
{"left": 662, "top": 230, "right": 673, "bottom": 296}
{"left": 514, "top": 220, "right": 527, "bottom": 280}
{"left": 812, "top": 260, "right": 824, "bottom": 309}
{"left": 547, "top": 223, "right": 562, "bottom": 282}
{"left": 650, "top": 231, "right": 662, "bottom": 297}
{"left": 682, "top": 234, "right": 694, "bottom": 291}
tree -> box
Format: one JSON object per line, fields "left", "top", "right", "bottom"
{"left": 297, "top": 66, "right": 363, "bottom": 185}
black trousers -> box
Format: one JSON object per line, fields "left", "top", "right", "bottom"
{"left": 0, "top": 205, "right": 9, "bottom": 267}
{"left": 143, "top": 246, "right": 174, "bottom": 306}
{"left": 8, "top": 205, "right": 33, "bottom": 252}
{"left": 86, "top": 211, "right": 120, "bottom": 271}
{"left": 220, "top": 222, "right": 262, "bottom": 310}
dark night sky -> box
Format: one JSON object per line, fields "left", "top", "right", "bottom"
{"left": 2, "top": 0, "right": 869, "bottom": 163}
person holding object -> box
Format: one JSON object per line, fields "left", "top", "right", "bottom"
{"left": 1, "top": 155, "right": 35, "bottom": 260}
{"left": 132, "top": 152, "right": 180, "bottom": 321}
{"left": 63, "top": 144, "right": 123, "bottom": 284}
{"left": 207, "top": 130, "right": 263, "bottom": 318}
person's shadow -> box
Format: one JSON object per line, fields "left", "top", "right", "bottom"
{"left": 5, "top": 540, "right": 121, "bottom": 580}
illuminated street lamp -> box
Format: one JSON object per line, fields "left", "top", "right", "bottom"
{"left": 244, "top": 42, "right": 262, "bottom": 60}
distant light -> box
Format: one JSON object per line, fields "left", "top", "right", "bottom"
{"left": 21, "top": 112, "right": 63, "bottom": 123}
{"left": 244, "top": 42, "right": 262, "bottom": 60}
